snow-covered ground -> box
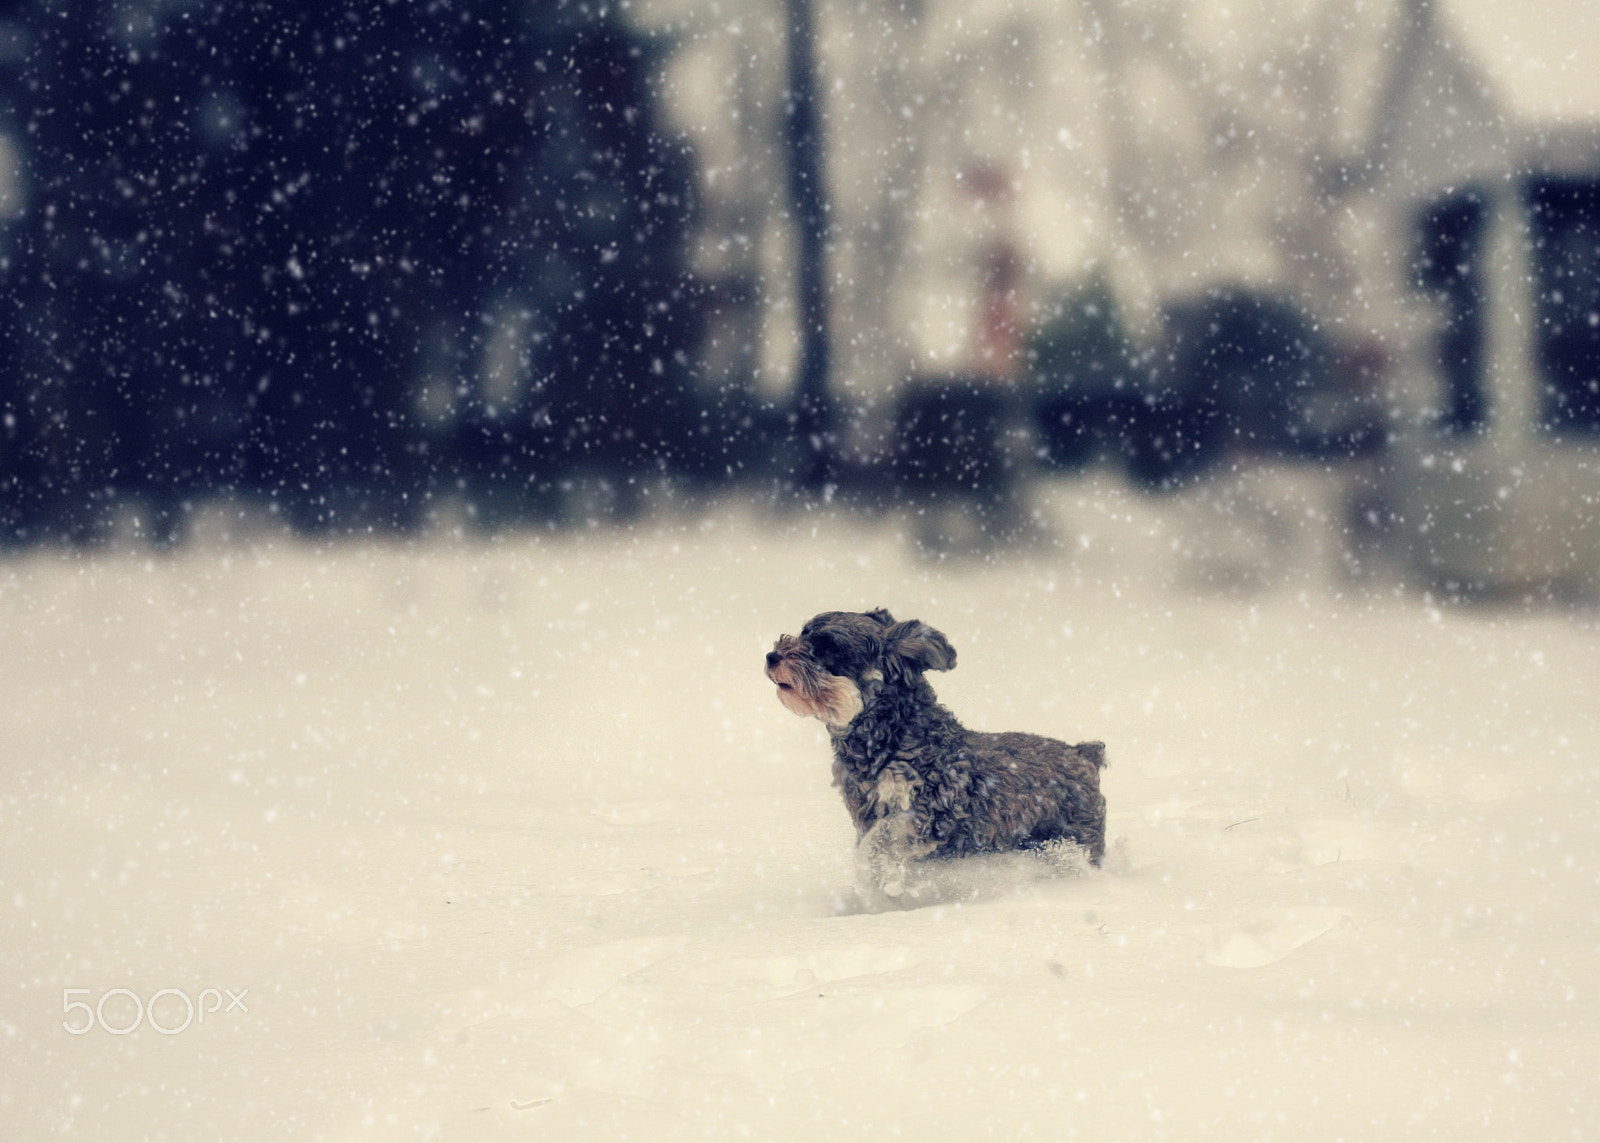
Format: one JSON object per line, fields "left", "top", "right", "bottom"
{"left": 3, "top": 470, "right": 1598, "bottom": 1141}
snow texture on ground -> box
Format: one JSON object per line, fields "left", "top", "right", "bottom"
{"left": 3, "top": 470, "right": 1598, "bottom": 1141}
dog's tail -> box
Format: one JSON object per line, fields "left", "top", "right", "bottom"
{"left": 1076, "top": 741, "right": 1107, "bottom": 770}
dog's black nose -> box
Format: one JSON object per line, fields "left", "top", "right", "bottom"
{"left": 765, "top": 651, "right": 782, "bottom": 668}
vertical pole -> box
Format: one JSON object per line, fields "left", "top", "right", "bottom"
{"left": 784, "top": 0, "right": 834, "bottom": 492}
{"left": 1483, "top": 183, "right": 1537, "bottom": 452}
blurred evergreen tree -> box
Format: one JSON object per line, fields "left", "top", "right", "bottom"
{"left": 1026, "top": 271, "right": 1141, "bottom": 470}
{"left": 0, "top": 0, "right": 698, "bottom": 541}
{"left": 452, "top": 7, "right": 700, "bottom": 523}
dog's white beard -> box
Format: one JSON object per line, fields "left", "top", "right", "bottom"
{"left": 773, "top": 671, "right": 863, "bottom": 729}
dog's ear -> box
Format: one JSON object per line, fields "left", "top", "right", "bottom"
{"left": 885, "top": 619, "right": 956, "bottom": 676}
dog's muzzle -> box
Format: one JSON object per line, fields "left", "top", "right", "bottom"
{"left": 766, "top": 640, "right": 863, "bottom": 728}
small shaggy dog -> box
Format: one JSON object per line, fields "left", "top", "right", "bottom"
{"left": 766, "top": 608, "right": 1107, "bottom": 895}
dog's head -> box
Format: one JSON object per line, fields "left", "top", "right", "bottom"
{"left": 765, "top": 609, "right": 956, "bottom": 728}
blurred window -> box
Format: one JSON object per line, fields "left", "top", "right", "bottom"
{"left": 1413, "top": 189, "right": 1489, "bottom": 435}
{"left": 1526, "top": 176, "right": 1600, "bottom": 436}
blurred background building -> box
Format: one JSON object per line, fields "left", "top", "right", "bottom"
{"left": 2, "top": 0, "right": 1599, "bottom": 587}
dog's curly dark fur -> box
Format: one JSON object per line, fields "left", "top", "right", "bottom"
{"left": 766, "top": 609, "right": 1106, "bottom": 893}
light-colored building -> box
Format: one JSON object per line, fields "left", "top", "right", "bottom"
{"left": 644, "top": 0, "right": 1600, "bottom": 585}
{"left": 1342, "top": 0, "right": 1600, "bottom": 590}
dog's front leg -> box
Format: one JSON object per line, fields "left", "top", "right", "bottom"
{"left": 857, "top": 812, "right": 921, "bottom": 897}
{"left": 857, "top": 769, "right": 937, "bottom": 897}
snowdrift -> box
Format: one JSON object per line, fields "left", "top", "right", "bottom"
{"left": 3, "top": 474, "right": 1597, "bottom": 1140}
